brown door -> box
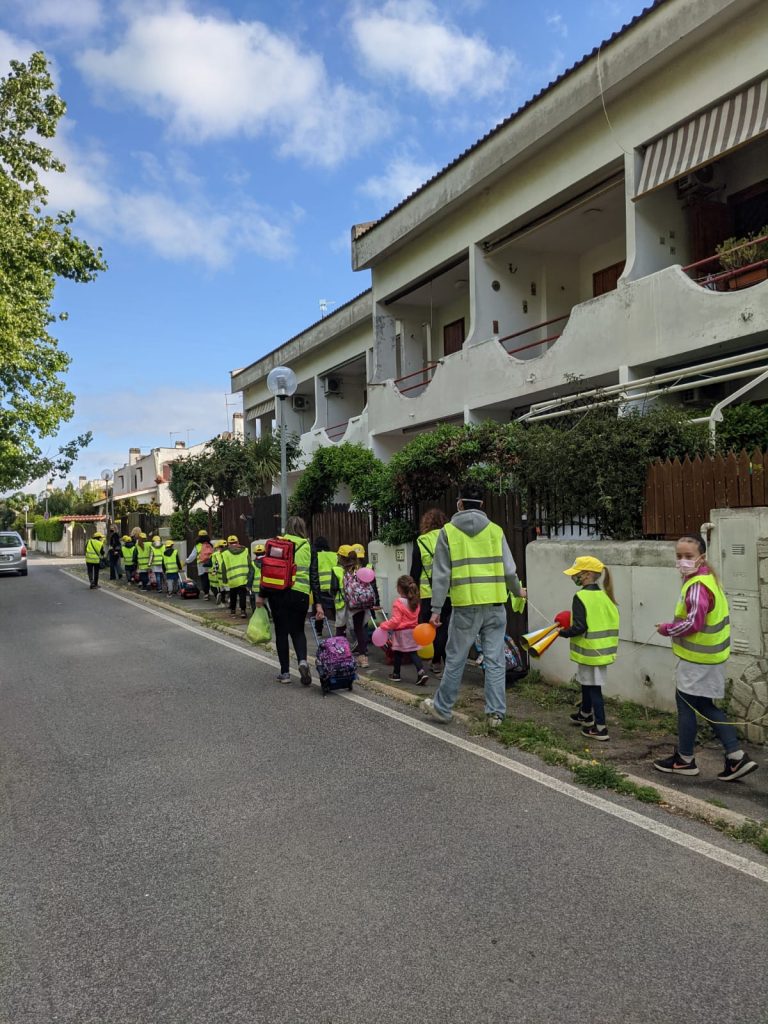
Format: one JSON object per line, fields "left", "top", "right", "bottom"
{"left": 592, "top": 260, "right": 626, "bottom": 297}
{"left": 443, "top": 318, "right": 465, "bottom": 356}
{"left": 687, "top": 199, "right": 732, "bottom": 264}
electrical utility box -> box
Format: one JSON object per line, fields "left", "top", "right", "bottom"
{"left": 717, "top": 513, "right": 761, "bottom": 657}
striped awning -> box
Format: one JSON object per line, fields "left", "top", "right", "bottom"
{"left": 635, "top": 76, "right": 768, "bottom": 198}
{"left": 245, "top": 397, "right": 275, "bottom": 420}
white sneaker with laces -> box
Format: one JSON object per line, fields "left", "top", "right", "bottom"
{"left": 422, "top": 698, "right": 452, "bottom": 723}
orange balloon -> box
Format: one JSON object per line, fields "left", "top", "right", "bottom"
{"left": 413, "top": 622, "right": 436, "bottom": 647}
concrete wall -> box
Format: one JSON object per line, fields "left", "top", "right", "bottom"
{"left": 368, "top": 540, "right": 413, "bottom": 616}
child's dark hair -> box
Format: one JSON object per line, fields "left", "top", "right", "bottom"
{"left": 678, "top": 534, "right": 706, "bottom": 554}
{"left": 397, "top": 574, "right": 420, "bottom": 611}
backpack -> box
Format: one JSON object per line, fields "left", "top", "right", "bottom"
{"left": 315, "top": 635, "right": 356, "bottom": 690}
{"left": 342, "top": 569, "right": 375, "bottom": 610}
{"left": 198, "top": 541, "right": 214, "bottom": 568}
{"left": 178, "top": 578, "right": 200, "bottom": 599}
{"left": 260, "top": 537, "right": 297, "bottom": 591}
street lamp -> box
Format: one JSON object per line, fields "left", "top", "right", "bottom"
{"left": 266, "top": 365, "right": 297, "bottom": 534}
{"left": 100, "top": 469, "right": 113, "bottom": 528}
{"left": 203, "top": 484, "right": 216, "bottom": 537}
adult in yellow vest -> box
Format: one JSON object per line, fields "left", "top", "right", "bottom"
{"left": 255, "top": 516, "right": 322, "bottom": 686}
{"left": 557, "top": 555, "right": 619, "bottom": 742}
{"left": 134, "top": 532, "right": 152, "bottom": 590}
{"left": 148, "top": 535, "right": 166, "bottom": 593}
{"left": 654, "top": 534, "right": 758, "bottom": 782}
{"left": 162, "top": 540, "right": 183, "bottom": 596}
{"left": 85, "top": 531, "right": 106, "bottom": 589}
{"left": 121, "top": 535, "right": 136, "bottom": 583}
{"left": 221, "top": 534, "right": 253, "bottom": 619}
{"left": 421, "top": 484, "right": 526, "bottom": 726}
{"left": 410, "top": 508, "right": 451, "bottom": 676}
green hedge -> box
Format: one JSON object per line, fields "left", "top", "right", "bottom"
{"left": 33, "top": 516, "right": 64, "bottom": 542}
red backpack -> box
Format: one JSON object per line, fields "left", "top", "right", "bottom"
{"left": 260, "top": 537, "right": 297, "bottom": 590}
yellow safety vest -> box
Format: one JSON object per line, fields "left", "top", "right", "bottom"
{"left": 569, "top": 589, "right": 620, "bottom": 666}
{"left": 252, "top": 560, "right": 262, "bottom": 589}
{"left": 509, "top": 591, "right": 526, "bottom": 614}
{"left": 149, "top": 545, "right": 164, "bottom": 568}
{"left": 443, "top": 521, "right": 507, "bottom": 606}
{"left": 331, "top": 565, "right": 345, "bottom": 612}
{"left": 85, "top": 538, "right": 104, "bottom": 565}
{"left": 209, "top": 550, "right": 223, "bottom": 587}
{"left": 163, "top": 548, "right": 180, "bottom": 573}
{"left": 417, "top": 530, "right": 440, "bottom": 599}
{"left": 222, "top": 547, "right": 251, "bottom": 587}
{"left": 671, "top": 574, "right": 730, "bottom": 665}
{"left": 317, "top": 550, "right": 336, "bottom": 594}
{"left": 281, "top": 534, "right": 311, "bottom": 596}
{"left": 135, "top": 543, "right": 151, "bottom": 570}
{"left": 121, "top": 544, "right": 135, "bottom": 564}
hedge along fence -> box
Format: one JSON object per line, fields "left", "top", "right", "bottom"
{"left": 33, "top": 516, "right": 65, "bottom": 542}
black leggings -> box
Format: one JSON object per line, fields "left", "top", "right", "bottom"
{"left": 268, "top": 590, "right": 310, "bottom": 673}
{"left": 419, "top": 597, "right": 452, "bottom": 663}
{"left": 229, "top": 585, "right": 247, "bottom": 613}
{"left": 336, "top": 610, "right": 368, "bottom": 655}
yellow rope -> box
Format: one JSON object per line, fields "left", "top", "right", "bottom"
{"left": 678, "top": 691, "right": 768, "bottom": 728}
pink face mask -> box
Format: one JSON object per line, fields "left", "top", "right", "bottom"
{"left": 675, "top": 557, "right": 699, "bottom": 577}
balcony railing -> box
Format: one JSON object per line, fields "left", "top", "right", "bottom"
{"left": 683, "top": 233, "right": 768, "bottom": 291}
{"left": 394, "top": 362, "right": 440, "bottom": 396}
{"left": 325, "top": 420, "right": 350, "bottom": 442}
{"left": 498, "top": 313, "right": 570, "bottom": 358}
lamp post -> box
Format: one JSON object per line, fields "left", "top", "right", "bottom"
{"left": 203, "top": 484, "right": 216, "bottom": 538}
{"left": 266, "top": 365, "right": 297, "bottom": 533}
{"left": 101, "top": 469, "right": 113, "bottom": 530}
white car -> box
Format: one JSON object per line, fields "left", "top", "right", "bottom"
{"left": 0, "top": 531, "right": 28, "bottom": 575}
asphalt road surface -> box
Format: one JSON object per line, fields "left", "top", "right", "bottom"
{"left": 2, "top": 561, "right": 767, "bottom": 1024}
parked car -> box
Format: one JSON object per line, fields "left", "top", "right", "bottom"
{"left": 0, "top": 531, "right": 28, "bottom": 576}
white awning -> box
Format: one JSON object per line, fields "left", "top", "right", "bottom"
{"left": 245, "top": 398, "right": 276, "bottom": 420}
{"left": 635, "top": 76, "right": 768, "bottom": 199}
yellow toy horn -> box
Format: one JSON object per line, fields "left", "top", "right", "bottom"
{"left": 520, "top": 624, "right": 560, "bottom": 658}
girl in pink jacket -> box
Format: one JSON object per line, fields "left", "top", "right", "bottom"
{"left": 381, "top": 575, "right": 429, "bottom": 686}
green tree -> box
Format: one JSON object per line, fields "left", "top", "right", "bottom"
{"left": 0, "top": 52, "right": 106, "bottom": 491}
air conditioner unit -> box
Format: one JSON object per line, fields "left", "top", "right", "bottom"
{"left": 323, "top": 377, "right": 342, "bottom": 396}
{"left": 676, "top": 165, "right": 717, "bottom": 198}
{"left": 291, "top": 394, "right": 311, "bottom": 412}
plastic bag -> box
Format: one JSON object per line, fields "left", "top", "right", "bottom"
{"left": 246, "top": 605, "right": 272, "bottom": 645}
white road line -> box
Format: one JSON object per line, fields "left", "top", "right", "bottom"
{"left": 61, "top": 569, "right": 768, "bottom": 884}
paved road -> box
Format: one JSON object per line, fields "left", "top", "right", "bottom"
{"left": 1, "top": 562, "right": 767, "bottom": 1024}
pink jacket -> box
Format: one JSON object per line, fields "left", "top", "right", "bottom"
{"left": 381, "top": 597, "right": 420, "bottom": 652}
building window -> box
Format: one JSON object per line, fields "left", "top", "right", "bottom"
{"left": 137, "top": 468, "right": 143, "bottom": 483}
{"left": 443, "top": 318, "right": 465, "bottom": 356}
{"left": 592, "top": 261, "right": 626, "bottom": 297}
{"left": 119, "top": 475, "right": 124, "bottom": 489}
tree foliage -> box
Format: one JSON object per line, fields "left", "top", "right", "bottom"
{"left": 716, "top": 404, "right": 768, "bottom": 453}
{"left": 0, "top": 52, "right": 106, "bottom": 490}
{"left": 32, "top": 515, "right": 64, "bottom": 542}
{"left": 288, "top": 443, "right": 390, "bottom": 518}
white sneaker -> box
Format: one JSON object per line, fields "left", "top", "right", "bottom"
{"left": 486, "top": 713, "right": 504, "bottom": 729}
{"left": 422, "top": 698, "right": 452, "bottom": 723}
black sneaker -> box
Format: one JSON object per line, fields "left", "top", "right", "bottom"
{"left": 653, "top": 751, "right": 699, "bottom": 776}
{"left": 298, "top": 662, "right": 312, "bottom": 687}
{"left": 717, "top": 754, "right": 759, "bottom": 782}
{"left": 581, "top": 724, "right": 609, "bottom": 742}
{"left": 416, "top": 670, "right": 428, "bottom": 686}
{"left": 388, "top": 673, "right": 401, "bottom": 682}
{"left": 570, "top": 710, "right": 594, "bottom": 726}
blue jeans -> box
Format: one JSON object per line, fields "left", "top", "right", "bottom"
{"left": 676, "top": 690, "right": 739, "bottom": 757}
{"left": 139, "top": 570, "right": 149, "bottom": 589}
{"left": 581, "top": 685, "right": 606, "bottom": 726}
{"left": 153, "top": 570, "right": 165, "bottom": 592}
{"left": 166, "top": 572, "right": 179, "bottom": 594}
{"left": 433, "top": 604, "right": 507, "bottom": 719}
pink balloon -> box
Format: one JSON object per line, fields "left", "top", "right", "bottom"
{"left": 357, "top": 567, "right": 375, "bottom": 584}
{"left": 372, "top": 627, "right": 389, "bottom": 647}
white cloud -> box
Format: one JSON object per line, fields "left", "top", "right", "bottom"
{"left": 0, "top": 28, "right": 37, "bottom": 71}
{"left": 360, "top": 155, "right": 439, "bottom": 207}
{"left": 42, "top": 127, "right": 298, "bottom": 268}
{"left": 76, "top": 6, "right": 383, "bottom": 166}
{"left": 21, "top": 0, "right": 103, "bottom": 34}
{"left": 546, "top": 13, "right": 568, "bottom": 38}
{"left": 349, "top": 0, "right": 518, "bottom": 100}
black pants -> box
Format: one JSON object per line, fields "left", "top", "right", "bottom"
{"left": 199, "top": 571, "right": 211, "bottom": 596}
{"left": 109, "top": 552, "right": 121, "bottom": 580}
{"left": 580, "top": 685, "right": 606, "bottom": 726}
{"left": 419, "top": 597, "right": 452, "bottom": 663}
{"left": 267, "top": 589, "right": 310, "bottom": 673}
{"left": 229, "top": 585, "right": 247, "bottom": 613}
{"left": 393, "top": 651, "right": 424, "bottom": 677}
{"left": 86, "top": 562, "right": 100, "bottom": 587}
{"left": 336, "top": 610, "right": 368, "bottom": 655}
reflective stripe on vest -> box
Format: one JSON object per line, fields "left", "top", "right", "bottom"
{"left": 569, "top": 589, "right": 620, "bottom": 666}
{"left": 149, "top": 545, "right": 164, "bottom": 567}
{"left": 222, "top": 548, "right": 250, "bottom": 587}
{"left": 443, "top": 521, "right": 507, "bottom": 606}
{"left": 121, "top": 545, "right": 135, "bottom": 563}
{"left": 317, "top": 550, "right": 336, "bottom": 594}
{"left": 135, "top": 543, "right": 151, "bottom": 570}
{"left": 281, "top": 534, "right": 311, "bottom": 596}
{"left": 671, "top": 574, "right": 730, "bottom": 664}
{"left": 417, "top": 530, "right": 440, "bottom": 599}
{"left": 332, "top": 565, "right": 345, "bottom": 611}
{"left": 163, "top": 549, "right": 180, "bottom": 572}
{"left": 85, "top": 538, "right": 103, "bottom": 564}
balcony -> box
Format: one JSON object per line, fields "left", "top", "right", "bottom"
{"left": 683, "top": 233, "right": 768, "bottom": 292}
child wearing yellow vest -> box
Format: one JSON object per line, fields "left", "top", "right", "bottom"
{"left": 557, "top": 555, "right": 619, "bottom": 742}
{"left": 653, "top": 535, "right": 758, "bottom": 782}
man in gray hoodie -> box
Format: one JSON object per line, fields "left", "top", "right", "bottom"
{"left": 422, "top": 484, "right": 525, "bottom": 727}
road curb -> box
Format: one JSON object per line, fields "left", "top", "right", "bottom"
{"left": 80, "top": 573, "right": 757, "bottom": 833}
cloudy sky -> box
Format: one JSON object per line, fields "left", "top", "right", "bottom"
{"left": 0, "top": 0, "right": 647, "bottom": 485}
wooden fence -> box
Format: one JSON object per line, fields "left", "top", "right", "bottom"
{"left": 643, "top": 449, "right": 768, "bottom": 538}
{"left": 219, "top": 495, "right": 370, "bottom": 550}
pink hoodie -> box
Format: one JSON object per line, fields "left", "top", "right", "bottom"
{"left": 380, "top": 596, "right": 420, "bottom": 652}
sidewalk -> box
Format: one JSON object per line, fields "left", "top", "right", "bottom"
{"left": 72, "top": 568, "right": 767, "bottom": 834}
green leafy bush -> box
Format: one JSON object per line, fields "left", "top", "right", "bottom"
{"left": 33, "top": 516, "right": 64, "bottom": 541}
{"left": 169, "top": 508, "right": 208, "bottom": 540}
{"left": 716, "top": 404, "right": 768, "bottom": 452}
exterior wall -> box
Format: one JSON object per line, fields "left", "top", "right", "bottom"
{"left": 368, "top": 540, "right": 413, "bottom": 615}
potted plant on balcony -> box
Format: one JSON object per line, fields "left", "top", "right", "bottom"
{"left": 715, "top": 226, "right": 768, "bottom": 290}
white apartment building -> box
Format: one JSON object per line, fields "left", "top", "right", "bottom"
{"left": 232, "top": 0, "right": 768, "bottom": 477}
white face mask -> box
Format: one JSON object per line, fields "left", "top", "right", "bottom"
{"left": 675, "top": 557, "right": 699, "bottom": 577}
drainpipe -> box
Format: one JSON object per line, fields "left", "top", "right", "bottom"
{"left": 696, "top": 367, "right": 768, "bottom": 446}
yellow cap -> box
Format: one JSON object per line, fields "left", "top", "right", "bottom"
{"left": 152, "top": 535, "right": 161, "bottom": 542}
{"left": 563, "top": 555, "right": 605, "bottom": 576}
{"left": 215, "top": 539, "right": 227, "bottom": 549}
{"left": 198, "top": 529, "right": 208, "bottom": 537}
{"left": 93, "top": 531, "right": 104, "bottom": 538}
{"left": 253, "top": 543, "right": 265, "bottom": 554}
{"left": 337, "top": 544, "right": 351, "bottom": 556}
{"left": 351, "top": 543, "right": 365, "bottom": 558}
{"left": 227, "top": 534, "right": 238, "bottom": 544}
{"left": 139, "top": 532, "right": 147, "bottom": 539}
{"left": 121, "top": 535, "right": 130, "bottom": 542}
{"left": 164, "top": 539, "right": 174, "bottom": 547}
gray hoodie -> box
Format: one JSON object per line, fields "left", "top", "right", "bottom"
{"left": 429, "top": 508, "right": 522, "bottom": 608}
